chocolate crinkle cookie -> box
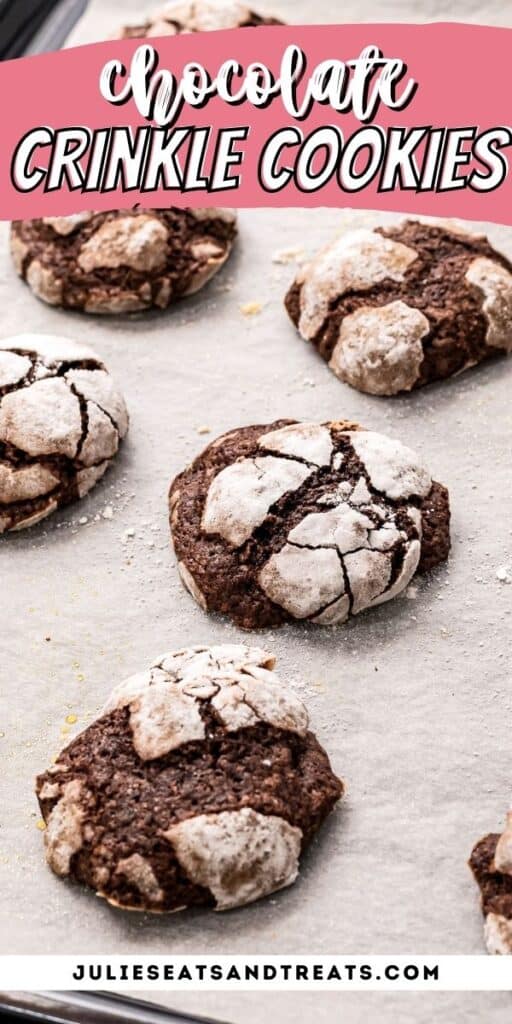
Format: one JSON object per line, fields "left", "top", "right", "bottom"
{"left": 285, "top": 220, "right": 512, "bottom": 395}
{"left": 470, "top": 810, "right": 512, "bottom": 954}
{"left": 36, "top": 645, "right": 342, "bottom": 913}
{"left": 169, "top": 419, "right": 450, "bottom": 629}
{"left": 0, "top": 334, "right": 128, "bottom": 533}
{"left": 117, "top": 0, "right": 283, "bottom": 38}
{"left": 10, "top": 208, "right": 237, "bottom": 314}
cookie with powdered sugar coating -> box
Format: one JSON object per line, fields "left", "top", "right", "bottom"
{"left": 169, "top": 419, "right": 450, "bottom": 629}
{"left": 470, "top": 809, "right": 512, "bottom": 955}
{"left": 0, "top": 334, "right": 128, "bottom": 532}
{"left": 11, "top": 208, "right": 237, "bottom": 314}
{"left": 36, "top": 644, "right": 342, "bottom": 913}
{"left": 285, "top": 220, "right": 512, "bottom": 395}
{"left": 117, "top": 0, "right": 283, "bottom": 38}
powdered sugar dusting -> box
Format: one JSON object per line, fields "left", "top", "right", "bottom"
{"left": 163, "top": 808, "right": 301, "bottom": 911}
{"left": 298, "top": 229, "right": 418, "bottom": 339}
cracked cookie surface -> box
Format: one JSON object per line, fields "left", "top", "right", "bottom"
{"left": 470, "top": 810, "right": 512, "bottom": 954}
{"left": 11, "top": 208, "right": 237, "bottom": 314}
{"left": 0, "top": 334, "right": 128, "bottom": 532}
{"left": 116, "top": 0, "right": 283, "bottom": 37}
{"left": 285, "top": 220, "right": 512, "bottom": 395}
{"left": 36, "top": 644, "right": 342, "bottom": 913}
{"left": 169, "top": 419, "right": 450, "bottom": 629}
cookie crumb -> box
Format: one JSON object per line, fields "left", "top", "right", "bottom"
{"left": 240, "top": 301, "right": 263, "bottom": 317}
{"left": 272, "top": 246, "right": 305, "bottom": 264}
{"left": 496, "top": 566, "right": 512, "bottom": 583}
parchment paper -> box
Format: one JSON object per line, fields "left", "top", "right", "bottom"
{"left": 1, "top": 1, "right": 511, "bottom": 1022}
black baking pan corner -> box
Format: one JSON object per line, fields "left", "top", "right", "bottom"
{"left": 0, "top": 0, "right": 88, "bottom": 59}
{"left": 0, "top": 991, "right": 231, "bottom": 1024}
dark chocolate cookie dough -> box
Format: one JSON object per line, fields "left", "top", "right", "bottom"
{"left": 117, "top": 0, "right": 283, "bottom": 38}
{"left": 285, "top": 220, "right": 512, "bottom": 395}
{"left": 36, "top": 645, "right": 342, "bottom": 913}
{"left": 169, "top": 419, "right": 450, "bottom": 629}
{"left": 470, "top": 812, "right": 512, "bottom": 954}
{"left": 0, "top": 334, "right": 128, "bottom": 532}
{"left": 10, "top": 208, "right": 237, "bottom": 314}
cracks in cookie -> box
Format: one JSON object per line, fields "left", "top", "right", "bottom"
{"left": 68, "top": 381, "right": 89, "bottom": 460}
{"left": 336, "top": 549, "right": 354, "bottom": 615}
{"left": 288, "top": 538, "right": 382, "bottom": 559}
{"left": 144, "top": 656, "right": 298, "bottom": 748}
{"left": 250, "top": 433, "right": 420, "bottom": 619}
{"left": 199, "top": 689, "right": 258, "bottom": 739}
{"left": 386, "top": 537, "right": 408, "bottom": 591}
{"left": 0, "top": 436, "right": 70, "bottom": 512}
{"left": 246, "top": 434, "right": 395, "bottom": 557}
{"left": 0, "top": 438, "right": 46, "bottom": 468}
{"left": 303, "top": 553, "right": 352, "bottom": 622}
{"left": 256, "top": 446, "right": 326, "bottom": 472}
{"left": 245, "top": 465, "right": 329, "bottom": 552}
{"left": 64, "top": 368, "right": 124, "bottom": 439}
{"left": 56, "top": 359, "right": 105, "bottom": 376}
{"left": 0, "top": 350, "right": 43, "bottom": 400}
{"left": 0, "top": 352, "right": 107, "bottom": 400}
{"left": 335, "top": 436, "right": 399, "bottom": 510}
{"left": 0, "top": 348, "right": 127, "bottom": 531}
{"left": 92, "top": 400, "right": 121, "bottom": 437}
{"left": 0, "top": 484, "right": 62, "bottom": 526}
{"left": 13, "top": 355, "right": 122, "bottom": 462}
{"left": 336, "top": 435, "right": 426, "bottom": 527}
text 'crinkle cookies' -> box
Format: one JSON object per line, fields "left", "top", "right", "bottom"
{"left": 36, "top": 645, "right": 342, "bottom": 913}
{"left": 285, "top": 220, "right": 512, "bottom": 395}
{"left": 10, "top": 208, "right": 237, "bottom": 314}
{"left": 116, "top": 0, "right": 283, "bottom": 37}
{"left": 0, "top": 335, "right": 128, "bottom": 533}
{"left": 470, "top": 810, "right": 512, "bottom": 954}
{"left": 169, "top": 420, "right": 450, "bottom": 629}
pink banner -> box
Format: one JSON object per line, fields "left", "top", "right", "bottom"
{"left": 1, "top": 22, "right": 512, "bottom": 223}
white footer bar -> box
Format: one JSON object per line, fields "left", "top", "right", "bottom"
{"left": 0, "top": 955, "right": 510, "bottom": 991}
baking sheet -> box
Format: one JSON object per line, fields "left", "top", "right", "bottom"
{"left": 1, "top": 1, "right": 512, "bottom": 1022}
